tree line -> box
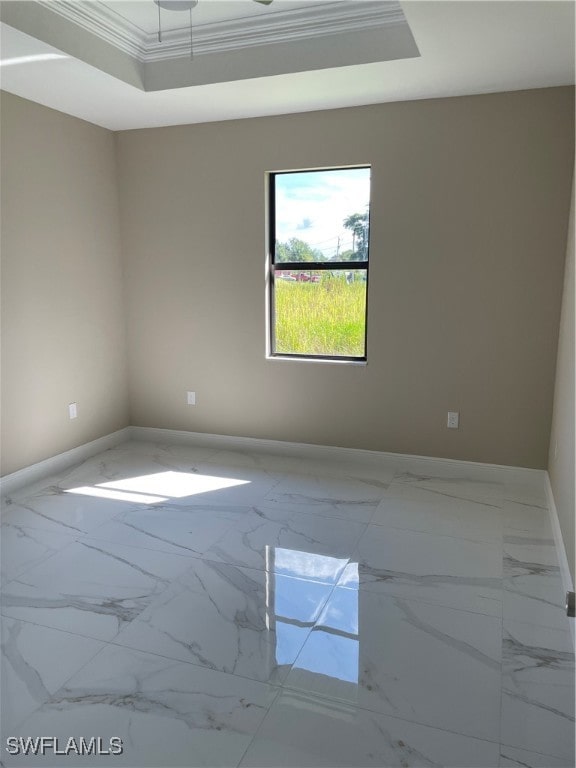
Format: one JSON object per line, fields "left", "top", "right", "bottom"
{"left": 276, "top": 210, "right": 369, "bottom": 263}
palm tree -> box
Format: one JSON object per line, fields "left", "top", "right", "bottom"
{"left": 343, "top": 211, "right": 369, "bottom": 259}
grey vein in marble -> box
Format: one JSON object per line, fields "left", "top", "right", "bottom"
{"left": 342, "top": 562, "right": 501, "bottom": 592}
{"left": 1, "top": 523, "right": 75, "bottom": 583}
{"left": 2, "top": 495, "right": 85, "bottom": 534}
{"left": 504, "top": 688, "right": 574, "bottom": 723}
{"left": 499, "top": 745, "right": 573, "bottom": 767}
{"left": 504, "top": 534, "right": 556, "bottom": 547}
{"left": 1, "top": 487, "right": 134, "bottom": 537}
{"left": 285, "top": 588, "right": 502, "bottom": 742}
{"left": 502, "top": 545, "right": 567, "bottom": 631}
{"left": 1, "top": 617, "right": 104, "bottom": 733}
{"left": 1, "top": 540, "right": 192, "bottom": 640}
{"left": 501, "top": 687, "right": 575, "bottom": 762}
{"left": 388, "top": 471, "right": 503, "bottom": 507}
{"left": 264, "top": 472, "right": 386, "bottom": 524}
{"left": 241, "top": 688, "right": 500, "bottom": 767}
{"left": 340, "top": 524, "right": 502, "bottom": 616}
{"left": 114, "top": 558, "right": 333, "bottom": 685}
{"left": 504, "top": 499, "right": 548, "bottom": 511}
{"left": 501, "top": 621, "right": 575, "bottom": 761}
{"left": 11, "top": 644, "right": 278, "bottom": 767}
{"left": 504, "top": 553, "right": 561, "bottom": 579}
{"left": 1, "top": 588, "right": 148, "bottom": 627}
{"left": 82, "top": 504, "right": 239, "bottom": 559}
{"left": 370, "top": 495, "right": 503, "bottom": 543}
{"left": 2, "top": 618, "right": 50, "bottom": 709}
{"left": 503, "top": 629, "right": 574, "bottom": 677}
{"left": 395, "top": 598, "right": 501, "bottom": 672}
{"left": 203, "top": 507, "right": 362, "bottom": 580}
{"left": 261, "top": 494, "right": 379, "bottom": 523}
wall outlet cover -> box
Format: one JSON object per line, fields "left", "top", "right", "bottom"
{"left": 447, "top": 411, "right": 459, "bottom": 429}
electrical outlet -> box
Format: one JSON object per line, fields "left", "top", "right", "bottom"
{"left": 447, "top": 411, "right": 459, "bottom": 429}
{"left": 68, "top": 402, "right": 78, "bottom": 420}
{"left": 187, "top": 391, "right": 196, "bottom": 406}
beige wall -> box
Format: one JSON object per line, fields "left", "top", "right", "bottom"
{"left": 1, "top": 88, "right": 572, "bottom": 476}
{"left": 116, "top": 87, "right": 574, "bottom": 469}
{"left": 549, "top": 169, "right": 575, "bottom": 583}
{"left": 0, "top": 92, "right": 129, "bottom": 476}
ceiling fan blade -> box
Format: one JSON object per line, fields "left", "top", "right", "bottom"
{"left": 253, "top": 0, "right": 273, "bottom": 4}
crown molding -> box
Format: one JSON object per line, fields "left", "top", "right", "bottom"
{"left": 37, "top": 0, "right": 146, "bottom": 59}
{"left": 145, "top": 2, "right": 406, "bottom": 60}
{"left": 37, "top": 1, "right": 406, "bottom": 62}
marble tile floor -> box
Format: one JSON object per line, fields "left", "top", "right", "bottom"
{"left": 1, "top": 440, "right": 573, "bottom": 767}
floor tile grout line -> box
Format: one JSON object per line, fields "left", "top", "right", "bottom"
{"left": 78, "top": 632, "right": 292, "bottom": 693}
{"left": 498, "top": 739, "right": 575, "bottom": 764}
{"left": 327, "top": 575, "right": 505, "bottom": 618}
{"left": 359, "top": 520, "right": 505, "bottom": 547}
{"left": 233, "top": 682, "right": 283, "bottom": 768}
{"left": 1, "top": 626, "right": 107, "bottom": 735}
{"left": 501, "top": 613, "right": 575, "bottom": 638}
{"left": 234, "top": 574, "right": 344, "bottom": 768}
{"left": 0, "top": 534, "right": 87, "bottom": 588}
{"left": 276, "top": 679, "right": 506, "bottom": 749}
{"left": 498, "top": 539, "right": 505, "bottom": 758}
{"left": 498, "top": 744, "right": 575, "bottom": 766}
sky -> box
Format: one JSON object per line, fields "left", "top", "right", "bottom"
{"left": 275, "top": 167, "right": 371, "bottom": 260}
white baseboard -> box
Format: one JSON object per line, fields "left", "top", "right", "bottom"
{"left": 1, "top": 423, "right": 546, "bottom": 500}
{"left": 129, "top": 426, "right": 544, "bottom": 486}
{"left": 544, "top": 473, "right": 574, "bottom": 595}
{"left": 544, "top": 473, "right": 575, "bottom": 645}
{"left": 0, "top": 428, "right": 131, "bottom": 497}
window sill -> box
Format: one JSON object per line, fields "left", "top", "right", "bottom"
{"left": 266, "top": 355, "right": 367, "bottom": 366}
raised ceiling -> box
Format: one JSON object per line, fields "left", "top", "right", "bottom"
{"left": 36, "top": 1, "right": 415, "bottom": 65}
{"left": 1, "top": 1, "right": 418, "bottom": 90}
{"left": 0, "top": 1, "right": 574, "bottom": 131}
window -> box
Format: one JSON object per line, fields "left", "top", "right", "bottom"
{"left": 268, "top": 166, "right": 371, "bottom": 361}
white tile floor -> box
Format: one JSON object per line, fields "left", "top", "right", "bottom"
{"left": 1, "top": 440, "right": 574, "bottom": 767}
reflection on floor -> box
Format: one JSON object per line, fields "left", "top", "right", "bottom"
{"left": 1, "top": 440, "right": 574, "bottom": 767}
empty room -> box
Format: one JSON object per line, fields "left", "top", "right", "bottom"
{"left": 1, "top": 1, "right": 574, "bottom": 766}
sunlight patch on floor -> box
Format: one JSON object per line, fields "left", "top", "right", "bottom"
{"left": 65, "top": 470, "right": 251, "bottom": 504}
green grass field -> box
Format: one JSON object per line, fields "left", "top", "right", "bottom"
{"left": 274, "top": 276, "right": 366, "bottom": 357}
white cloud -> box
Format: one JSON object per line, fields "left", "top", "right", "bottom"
{"left": 275, "top": 168, "right": 370, "bottom": 259}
